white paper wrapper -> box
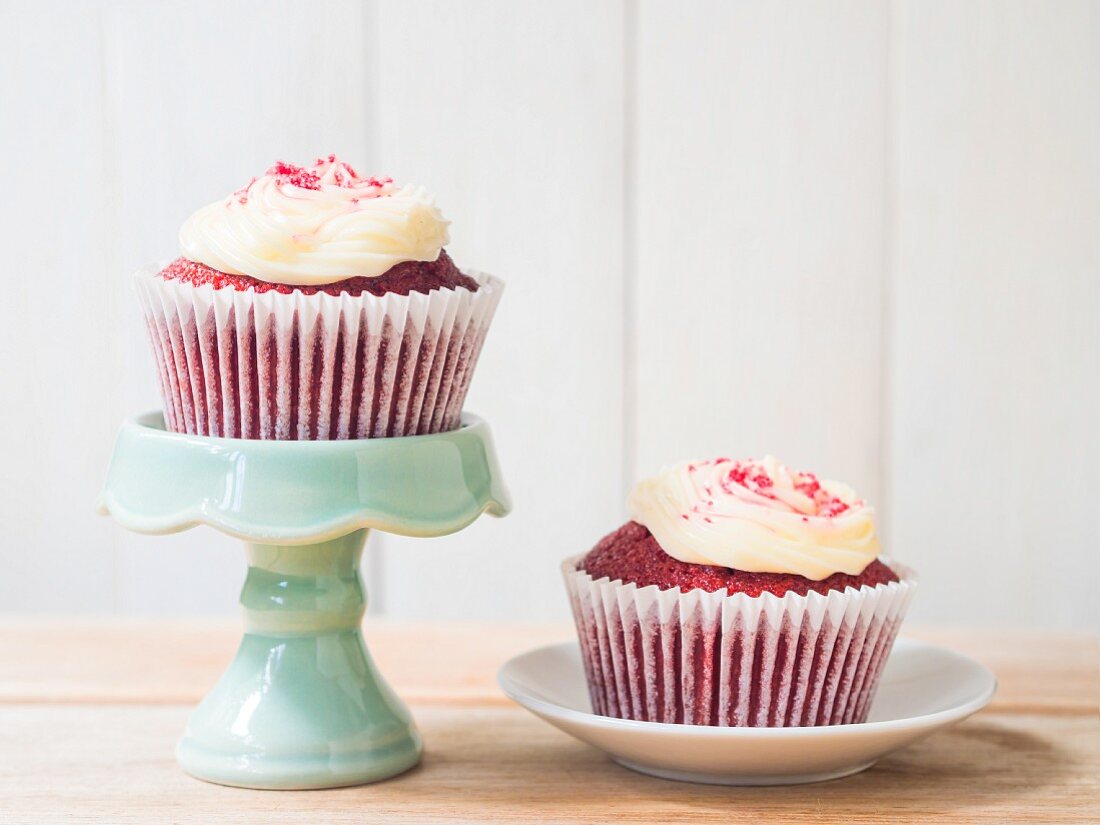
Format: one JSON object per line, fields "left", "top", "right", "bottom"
{"left": 563, "top": 555, "right": 915, "bottom": 727}
{"left": 135, "top": 264, "right": 502, "bottom": 439}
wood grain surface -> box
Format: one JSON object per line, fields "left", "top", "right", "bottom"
{"left": 0, "top": 621, "right": 1096, "bottom": 823}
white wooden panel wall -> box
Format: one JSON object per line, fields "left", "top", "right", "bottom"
{"left": 1, "top": 2, "right": 118, "bottom": 612}
{"left": 371, "top": 0, "right": 625, "bottom": 619}
{"left": 888, "top": 0, "right": 1099, "bottom": 630}
{"left": 0, "top": 1, "right": 1095, "bottom": 628}
{"left": 632, "top": 1, "right": 889, "bottom": 509}
{"left": 102, "top": 0, "right": 373, "bottom": 613}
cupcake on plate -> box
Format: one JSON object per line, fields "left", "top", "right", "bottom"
{"left": 137, "top": 155, "right": 502, "bottom": 440}
{"left": 563, "top": 456, "right": 915, "bottom": 727}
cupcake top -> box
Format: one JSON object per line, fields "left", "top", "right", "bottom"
{"left": 627, "top": 456, "right": 880, "bottom": 581}
{"left": 178, "top": 155, "right": 451, "bottom": 286}
{"left": 579, "top": 521, "right": 897, "bottom": 597}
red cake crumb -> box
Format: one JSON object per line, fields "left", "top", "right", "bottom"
{"left": 579, "top": 521, "right": 898, "bottom": 598}
{"left": 159, "top": 251, "right": 479, "bottom": 298}
{"left": 267, "top": 160, "right": 322, "bottom": 190}
{"left": 694, "top": 457, "right": 852, "bottom": 518}
{"left": 232, "top": 157, "right": 394, "bottom": 204}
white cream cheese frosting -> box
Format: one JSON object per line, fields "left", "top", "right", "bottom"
{"left": 179, "top": 155, "right": 450, "bottom": 285}
{"left": 628, "top": 456, "right": 880, "bottom": 580}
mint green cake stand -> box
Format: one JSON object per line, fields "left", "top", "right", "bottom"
{"left": 97, "top": 411, "right": 510, "bottom": 790}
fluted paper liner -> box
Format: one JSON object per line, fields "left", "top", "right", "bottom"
{"left": 563, "top": 555, "right": 915, "bottom": 727}
{"left": 135, "top": 264, "right": 502, "bottom": 439}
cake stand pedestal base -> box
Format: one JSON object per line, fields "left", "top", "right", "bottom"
{"left": 176, "top": 532, "right": 420, "bottom": 789}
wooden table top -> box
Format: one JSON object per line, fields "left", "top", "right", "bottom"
{"left": 0, "top": 619, "right": 1096, "bottom": 824}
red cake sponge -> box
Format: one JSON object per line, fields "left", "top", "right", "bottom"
{"left": 579, "top": 521, "right": 899, "bottom": 598}
{"left": 159, "top": 250, "right": 478, "bottom": 298}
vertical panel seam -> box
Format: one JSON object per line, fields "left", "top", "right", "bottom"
{"left": 99, "top": 0, "right": 126, "bottom": 614}
{"left": 879, "top": 0, "right": 902, "bottom": 549}
{"left": 363, "top": 0, "right": 386, "bottom": 616}
{"left": 621, "top": 0, "right": 639, "bottom": 500}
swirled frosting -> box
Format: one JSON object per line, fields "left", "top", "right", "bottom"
{"left": 628, "top": 456, "right": 880, "bottom": 580}
{"left": 178, "top": 155, "right": 450, "bottom": 285}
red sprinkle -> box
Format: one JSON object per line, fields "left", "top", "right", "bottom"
{"left": 716, "top": 458, "right": 854, "bottom": 519}
{"left": 232, "top": 176, "right": 258, "bottom": 204}
{"left": 266, "top": 160, "right": 322, "bottom": 190}
{"left": 259, "top": 156, "right": 393, "bottom": 193}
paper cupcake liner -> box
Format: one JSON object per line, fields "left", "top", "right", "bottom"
{"left": 134, "top": 264, "right": 502, "bottom": 440}
{"left": 562, "top": 555, "right": 915, "bottom": 727}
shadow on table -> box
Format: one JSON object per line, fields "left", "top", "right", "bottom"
{"left": 368, "top": 711, "right": 1081, "bottom": 821}
{"left": 835, "top": 719, "right": 1071, "bottom": 805}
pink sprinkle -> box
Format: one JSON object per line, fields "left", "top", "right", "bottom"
{"left": 267, "top": 161, "right": 321, "bottom": 190}
{"left": 231, "top": 176, "right": 258, "bottom": 204}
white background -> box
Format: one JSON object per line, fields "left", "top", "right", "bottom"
{"left": 1, "top": 0, "right": 1096, "bottom": 630}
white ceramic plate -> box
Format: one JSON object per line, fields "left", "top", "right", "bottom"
{"left": 498, "top": 638, "right": 996, "bottom": 786}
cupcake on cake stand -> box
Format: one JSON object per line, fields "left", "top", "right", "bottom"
{"left": 101, "top": 156, "right": 506, "bottom": 789}
{"left": 98, "top": 410, "right": 509, "bottom": 789}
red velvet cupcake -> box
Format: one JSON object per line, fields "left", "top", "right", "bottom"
{"left": 563, "top": 456, "right": 915, "bottom": 727}
{"left": 136, "top": 155, "right": 502, "bottom": 440}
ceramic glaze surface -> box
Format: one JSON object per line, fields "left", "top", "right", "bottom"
{"left": 179, "top": 533, "right": 421, "bottom": 789}
{"left": 97, "top": 411, "right": 510, "bottom": 542}
{"left": 98, "top": 411, "right": 510, "bottom": 789}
